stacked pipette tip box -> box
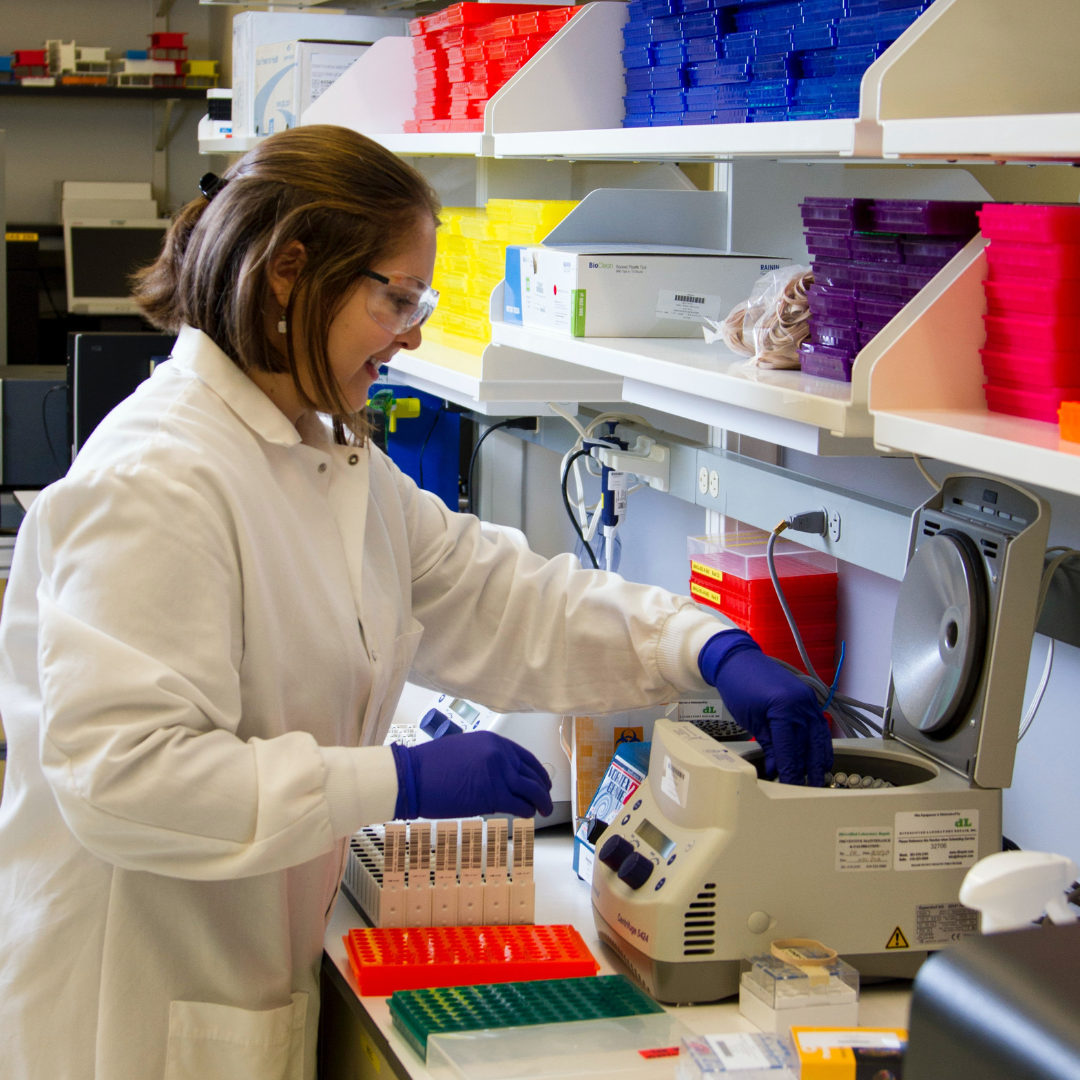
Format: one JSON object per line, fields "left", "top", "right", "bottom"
{"left": 426, "top": 199, "right": 577, "bottom": 355}
{"left": 977, "top": 204, "right": 1080, "bottom": 429}
{"left": 621, "top": 0, "right": 933, "bottom": 129}
{"left": 344, "top": 818, "right": 535, "bottom": 928}
{"left": 798, "top": 196, "right": 981, "bottom": 381}
{"left": 408, "top": 3, "right": 578, "bottom": 133}
{"left": 688, "top": 525, "right": 838, "bottom": 673}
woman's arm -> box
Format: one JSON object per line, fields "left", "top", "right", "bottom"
{"left": 395, "top": 464, "right": 724, "bottom": 714}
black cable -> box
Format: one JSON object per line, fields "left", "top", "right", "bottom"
{"left": 561, "top": 447, "right": 599, "bottom": 570}
{"left": 466, "top": 419, "right": 514, "bottom": 515}
{"left": 38, "top": 270, "right": 62, "bottom": 319}
{"left": 767, "top": 526, "right": 821, "bottom": 681}
{"left": 42, "top": 384, "right": 67, "bottom": 474}
{"left": 416, "top": 404, "right": 444, "bottom": 490}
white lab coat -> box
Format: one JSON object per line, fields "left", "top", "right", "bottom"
{"left": 0, "top": 325, "right": 720, "bottom": 1080}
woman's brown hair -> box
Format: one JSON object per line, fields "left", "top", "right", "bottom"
{"left": 133, "top": 124, "right": 440, "bottom": 441}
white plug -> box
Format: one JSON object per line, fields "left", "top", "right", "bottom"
{"left": 959, "top": 850, "right": 1079, "bottom": 933}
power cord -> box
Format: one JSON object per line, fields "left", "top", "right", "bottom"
{"left": 416, "top": 404, "right": 444, "bottom": 490}
{"left": 42, "top": 384, "right": 67, "bottom": 474}
{"left": 767, "top": 513, "right": 883, "bottom": 739}
{"left": 913, "top": 453, "right": 942, "bottom": 493}
{"left": 466, "top": 417, "right": 537, "bottom": 515}
{"left": 561, "top": 447, "right": 599, "bottom": 570}
{"left": 1016, "top": 547, "right": 1080, "bottom": 742}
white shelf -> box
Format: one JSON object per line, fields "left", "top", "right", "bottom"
{"left": 869, "top": 241, "right": 1080, "bottom": 498}
{"left": 386, "top": 337, "right": 622, "bottom": 416}
{"left": 368, "top": 132, "right": 487, "bottom": 157}
{"left": 494, "top": 118, "right": 878, "bottom": 161}
{"left": 874, "top": 410, "right": 1080, "bottom": 496}
{"left": 198, "top": 134, "right": 262, "bottom": 155}
{"left": 491, "top": 321, "right": 873, "bottom": 454}
{"left": 882, "top": 113, "right": 1080, "bottom": 162}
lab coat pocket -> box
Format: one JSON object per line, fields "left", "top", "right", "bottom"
{"left": 163, "top": 991, "right": 308, "bottom": 1080}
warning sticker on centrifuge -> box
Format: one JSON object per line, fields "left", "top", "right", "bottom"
{"left": 915, "top": 902, "right": 980, "bottom": 945}
{"left": 894, "top": 810, "right": 979, "bottom": 872}
{"left": 656, "top": 290, "right": 724, "bottom": 323}
{"left": 836, "top": 827, "right": 893, "bottom": 872}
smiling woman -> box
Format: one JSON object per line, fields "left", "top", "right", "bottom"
{"left": 132, "top": 124, "right": 441, "bottom": 440}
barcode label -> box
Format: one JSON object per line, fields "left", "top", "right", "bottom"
{"left": 656, "top": 289, "right": 723, "bottom": 323}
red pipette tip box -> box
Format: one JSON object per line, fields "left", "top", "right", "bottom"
{"left": 344, "top": 924, "right": 599, "bottom": 996}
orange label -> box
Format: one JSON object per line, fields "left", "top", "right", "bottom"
{"left": 690, "top": 559, "right": 723, "bottom": 582}
{"left": 613, "top": 727, "right": 643, "bottom": 751}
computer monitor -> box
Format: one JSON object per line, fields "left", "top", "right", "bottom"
{"left": 63, "top": 218, "right": 169, "bottom": 316}
{"left": 69, "top": 332, "right": 177, "bottom": 454}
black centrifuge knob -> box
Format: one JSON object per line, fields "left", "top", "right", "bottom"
{"left": 618, "top": 851, "right": 654, "bottom": 890}
{"left": 598, "top": 834, "right": 634, "bottom": 871}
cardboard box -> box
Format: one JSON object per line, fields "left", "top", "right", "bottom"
{"left": 518, "top": 246, "right": 791, "bottom": 338}
{"left": 233, "top": 11, "right": 406, "bottom": 138}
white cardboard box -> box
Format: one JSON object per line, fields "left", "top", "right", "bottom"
{"left": 233, "top": 11, "right": 406, "bottom": 138}
{"left": 254, "top": 39, "right": 370, "bottom": 136}
{"left": 518, "top": 246, "right": 791, "bottom": 338}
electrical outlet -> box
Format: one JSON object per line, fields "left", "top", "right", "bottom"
{"left": 709, "top": 470, "right": 719, "bottom": 499}
{"left": 829, "top": 509, "right": 841, "bottom": 542}
{"left": 698, "top": 466, "right": 709, "bottom": 495}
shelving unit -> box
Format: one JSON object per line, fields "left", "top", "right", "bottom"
{"left": 869, "top": 241, "right": 1080, "bottom": 498}
{"left": 198, "top": 133, "right": 262, "bottom": 155}
{"left": 387, "top": 336, "right": 623, "bottom": 416}
{"left": 0, "top": 84, "right": 206, "bottom": 101}
{"left": 882, "top": 114, "right": 1080, "bottom": 163}
{"left": 288, "top": 0, "right": 1080, "bottom": 483}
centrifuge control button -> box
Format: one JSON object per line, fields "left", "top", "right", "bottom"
{"left": 618, "top": 852, "right": 655, "bottom": 890}
{"left": 598, "top": 835, "right": 635, "bottom": 872}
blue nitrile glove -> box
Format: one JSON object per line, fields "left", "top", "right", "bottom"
{"left": 699, "top": 629, "right": 833, "bottom": 786}
{"left": 391, "top": 731, "right": 554, "bottom": 820}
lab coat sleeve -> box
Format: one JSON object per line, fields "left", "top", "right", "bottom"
{"left": 32, "top": 465, "right": 395, "bottom": 879}
{"left": 395, "top": 465, "right": 723, "bottom": 714}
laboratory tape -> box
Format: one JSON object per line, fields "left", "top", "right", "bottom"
{"left": 592, "top": 474, "right": 1050, "bottom": 1003}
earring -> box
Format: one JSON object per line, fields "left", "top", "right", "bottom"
{"left": 277, "top": 314, "right": 287, "bottom": 335}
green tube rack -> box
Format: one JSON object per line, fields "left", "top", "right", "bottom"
{"left": 389, "top": 974, "right": 666, "bottom": 1060}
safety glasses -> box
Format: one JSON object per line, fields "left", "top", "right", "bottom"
{"left": 360, "top": 269, "right": 440, "bottom": 335}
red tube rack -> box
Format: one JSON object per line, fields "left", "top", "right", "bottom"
{"left": 344, "top": 924, "right": 599, "bottom": 996}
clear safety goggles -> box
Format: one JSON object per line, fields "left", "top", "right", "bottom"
{"left": 359, "top": 269, "right": 440, "bottom": 334}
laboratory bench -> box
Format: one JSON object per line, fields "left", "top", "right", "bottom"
{"left": 318, "top": 823, "right": 911, "bottom": 1080}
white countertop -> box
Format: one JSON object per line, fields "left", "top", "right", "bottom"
{"left": 324, "top": 825, "right": 912, "bottom": 1079}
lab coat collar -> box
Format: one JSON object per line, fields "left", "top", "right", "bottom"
{"left": 170, "top": 324, "right": 303, "bottom": 449}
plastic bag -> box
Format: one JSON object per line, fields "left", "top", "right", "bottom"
{"left": 706, "top": 265, "right": 814, "bottom": 370}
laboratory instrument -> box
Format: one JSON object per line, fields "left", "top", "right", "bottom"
{"left": 906, "top": 922, "right": 1080, "bottom": 1080}
{"left": 386, "top": 684, "right": 571, "bottom": 825}
{"left": 592, "top": 474, "right": 1049, "bottom": 1002}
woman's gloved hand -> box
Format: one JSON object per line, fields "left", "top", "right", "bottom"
{"left": 699, "top": 629, "right": 833, "bottom": 786}
{"left": 391, "top": 731, "right": 554, "bottom": 820}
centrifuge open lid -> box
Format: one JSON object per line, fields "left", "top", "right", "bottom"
{"left": 884, "top": 474, "right": 1049, "bottom": 791}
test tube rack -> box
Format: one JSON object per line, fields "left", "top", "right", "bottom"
{"left": 344, "top": 818, "right": 535, "bottom": 928}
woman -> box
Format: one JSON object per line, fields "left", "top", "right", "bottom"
{"left": 0, "top": 126, "right": 829, "bottom": 1079}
